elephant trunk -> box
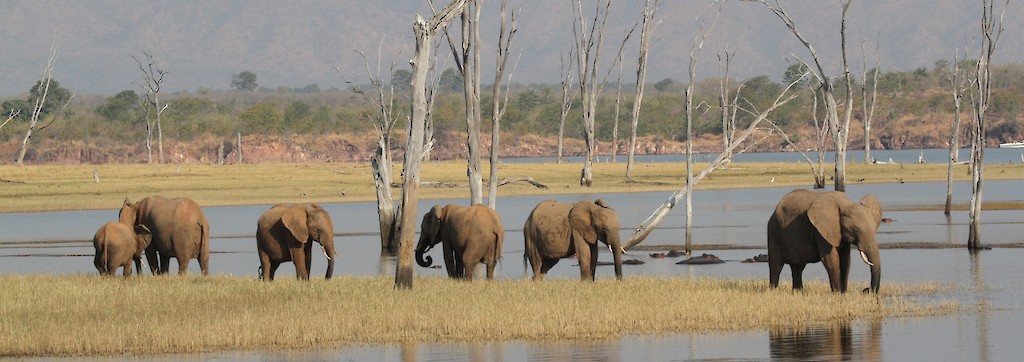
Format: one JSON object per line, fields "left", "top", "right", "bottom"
{"left": 860, "top": 246, "right": 881, "bottom": 293}
{"left": 415, "top": 235, "right": 434, "bottom": 268}
{"left": 322, "top": 239, "right": 336, "bottom": 280}
{"left": 610, "top": 235, "right": 623, "bottom": 280}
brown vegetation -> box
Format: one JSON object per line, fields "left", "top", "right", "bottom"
{"left": 0, "top": 275, "right": 958, "bottom": 357}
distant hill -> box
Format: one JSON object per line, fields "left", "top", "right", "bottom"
{"left": 0, "top": 1, "right": 1019, "bottom": 96}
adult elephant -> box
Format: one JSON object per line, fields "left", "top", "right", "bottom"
{"left": 119, "top": 196, "right": 210, "bottom": 275}
{"left": 523, "top": 199, "right": 623, "bottom": 281}
{"left": 415, "top": 204, "right": 504, "bottom": 280}
{"left": 767, "top": 189, "right": 882, "bottom": 293}
{"left": 256, "top": 204, "right": 336, "bottom": 281}
{"left": 93, "top": 221, "right": 151, "bottom": 277}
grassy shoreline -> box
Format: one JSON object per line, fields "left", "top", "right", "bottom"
{"left": 0, "top": 161, "right": 1014, "bottom": 357}
{"left": 2, "top": 161, "right": 1023, "bottom": 213}
{"left": 0, "top": 275, "right": 959, "bottom": 357}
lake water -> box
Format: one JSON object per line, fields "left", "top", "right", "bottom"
{"left": 3, "top": 154, "right": 1024, "bottom": 360}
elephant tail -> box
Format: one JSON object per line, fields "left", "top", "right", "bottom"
{"left": 98, "top": 239, "right": 109, "bottom": 273}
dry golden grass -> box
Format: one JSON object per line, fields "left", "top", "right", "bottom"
{"left": 3, "top": 161, "right": 1022, "bottom": 213}
{"left": 0, "top": 274, "right": 958, "bottom": 357}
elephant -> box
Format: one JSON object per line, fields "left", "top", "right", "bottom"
{"left": 415, "top": 204, "right": 504, "bottom": 280}
{"left": 767, "top": 189, "right": 882, "bottom": 293}
{"left": 92, "top": 221, "right": 151, "bottom": 277}
{"left": 119, "top": 196, "right": 210, "bottom": 276}
{"left": 523, "top": 199, "right": 623, "bottom": 281}
{"left": 256, "top": 203, "right": 336, "bottom": 281}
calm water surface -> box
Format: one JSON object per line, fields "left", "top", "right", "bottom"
{"left": 4, "top": 178, "right": 1024, "bottom": 360}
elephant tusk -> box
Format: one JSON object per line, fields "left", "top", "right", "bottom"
{"left": 322, "top": 246, "right": 332, "bottom": 261}
{"left": 860, "top": 250, "right": 873, "bottom": 266}
{"left": 608, "top": 244, "right": 613, "bottom": 252}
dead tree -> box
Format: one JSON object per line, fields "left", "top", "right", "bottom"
{"left": 434, "top": 0, "right": 484, "bottom": 204}
{"left": 967, "top": 0, "right": 1007, "bottom": 251}
{"left": 945, "top": 49, "right": 971, "bottom": 215}
{"left": 682, "top": 3, "right": 721, "bottom": 255}
{"left": 395, "top": 0, "right": 467, "bottom": 289}
{"left": 760, "top": 0, "right": 856, "bottom": 191}
{"left": 351, "top": 43, "right": 404, "bottom": 254}
{"left": 624, "top": 73, "right": 806, "bottom": 249}
{"left": 16, "top": 32, "right": 68, "bottom": 166}
{"left": 556, "top": 49, "right": 577, "bottom": 164}
{"left": 572, "top": 0, "right": 612, "bottom": 187}
{"left": 860, "top": 39, "right": 879, "bottom": 163}
{"left": 486, "top": 0, "right": 519, "bottom": 208}
{"left": 0, "top": 110, "right": 20, "bottom": 132}
{"left": 625, "top": 0, "right": 660, "bottom": 178}
{"left": 717, "top": 43, "right": 741, "bottom": 166}
{"left": 133, "top": 51, "right": 169, "bottom": 164}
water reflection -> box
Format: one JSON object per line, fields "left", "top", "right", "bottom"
{"left": 970, "top": 252, "right": 991, "bottom": 362}
{"left": 769, "top": 321, "right": 882, "bottom": 361}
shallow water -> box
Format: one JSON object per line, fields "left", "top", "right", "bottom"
{"left": 4, "top": 180, "right": 1024, "bottom": 360}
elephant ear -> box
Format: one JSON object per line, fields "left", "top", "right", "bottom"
{"left": 281, "top": 206, "right": 310, "bottom": 244}
{"left": 134, "top": 224, "right": 152, "bottom": 251}
{"left": 859, "top": 194, "right": 883, "bottom": 229}
{"left": 807, "top": 193, "right": 843, "bottom": 248}
{"left": 569, "top": 203, "right": 599, "bottom": 245}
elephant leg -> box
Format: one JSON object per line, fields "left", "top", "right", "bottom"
{"left": 145, "top": 250, "right": 159, "bottom": 275}
{"left": 454, "top": 250, "right": 467, "bottom": 279}
{"left": 769, "top": 256, "right": 784, "bottom": 289}
{"left": 838, "top": 243, "right": 851, "bottom": 293}
{"left": 463, "top": 259, "right": 478, "bottom": 281}
{"left": 790, "top": 263, "right": 807, "bottom": 290}
{"left": 577, "top": 245, "right": 593, "bottom": 281}
{"left": 269, "top": 261, "right": 282, "bottom": 280}
{"left": 160, "top": 255, "right": 172, "bottom": 275}
{"left": 291, "top": 248, "right": 309, "bottom": 280}
{"left": 304, "top": 243, "right": 313, "bottom": 279}
{"left": 177, "top": 256, "right": 190, "bottom": 276}
{"left": 442, "top": 242, "right": 458, "bottom": 278}
{"left": 485, "top": 251, "right": 497, "bottom": 280}
{"left": 820, "top": 247, "right": 842, "bottom": 292}
{"left": 122, "top": 261, "right": 133, "bottom": 277}
{"left": 538, "top": 258, "right": 559, "bottom": 280}
{"left": 588, "top": 243, "right": 598, "bottom": 280}
{"left": 258, "top": 252, "right": 272, "bottom": 281}
{"left": 199, "top": 250, "right": 210, "bottom": 276}
{"left": 133, "top": 257, "right": 143, "bottom": 277}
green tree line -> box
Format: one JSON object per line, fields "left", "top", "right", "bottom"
{"left": 2, "top": 62, "right": 1024, "bottom": 151}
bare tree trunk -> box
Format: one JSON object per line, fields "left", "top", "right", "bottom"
{"left": 352, "top": 46, "right": 405, "bottom": 254}
{"left": 557, "top": 50, "right": 576, "bottom": 164}
{"left": 460, "top": 2, "right": 484, "bottom": 205}
{"left": 718, "top": 46, "right": 735, "bottom": 166}
{"left": 861, "top": 39, "right": 879, "bottom": 163}
{"left": 760, "top": 0, "right": 855, "bottom": 192}
{"left": 611, "top": 48, "right": 624, "bottom": 164}
{"left": 395, "top": 0, "right": 466, "bottom": 289}
{"left": 626, "top": 0, "right": 658, "bottom": 179}
{"left": 572, "top": 0, "right": 612, "bottom": 187}
{"left": 236, "top": 132, "right": 243, "bottom": 164}
{"left": 945, "top": 50, "right": 968, "bottom": 215}
{"left": 134, "top": 51, "right": 168, "bottom": 165}
{"left": 968, "top": 0, "right": 1006, "bottom": 251}
{"left": 16, "top": 32, "right": 61, "bottom": 166}
{"left": 487, "top": 0, "right": 518, "bottom": 208}
{"left": 682, "top": 7, "right": 720, "bottom": 256}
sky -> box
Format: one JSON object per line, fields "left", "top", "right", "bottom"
{"left": 0, "top": 0, "right": 1019, "bottom": 97}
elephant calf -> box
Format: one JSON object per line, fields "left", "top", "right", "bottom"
{"left": 93, "top": 221, "right": 151, "bottom": 277}
{"left": 257, "top": 204, "right": 337, "bottom": 281}
{"left": 767, "top": 189, "right": 882, "bottom": 293}
{"left": 523, "top": 199, "right": 624, "bottom": 281}
{"left": 415, "top": 204, "right": 504, "bottom": 280}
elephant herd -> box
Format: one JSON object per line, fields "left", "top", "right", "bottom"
{"left": 92, "top": 189, "right": 884, "bottom": 293}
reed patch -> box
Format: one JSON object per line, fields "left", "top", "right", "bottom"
{"left": 0, "top": 274, "right": 959, "bottom": 357}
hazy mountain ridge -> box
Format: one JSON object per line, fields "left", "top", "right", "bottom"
{"left": 0, "top": 1, "right": 1019, "bottom": 96}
